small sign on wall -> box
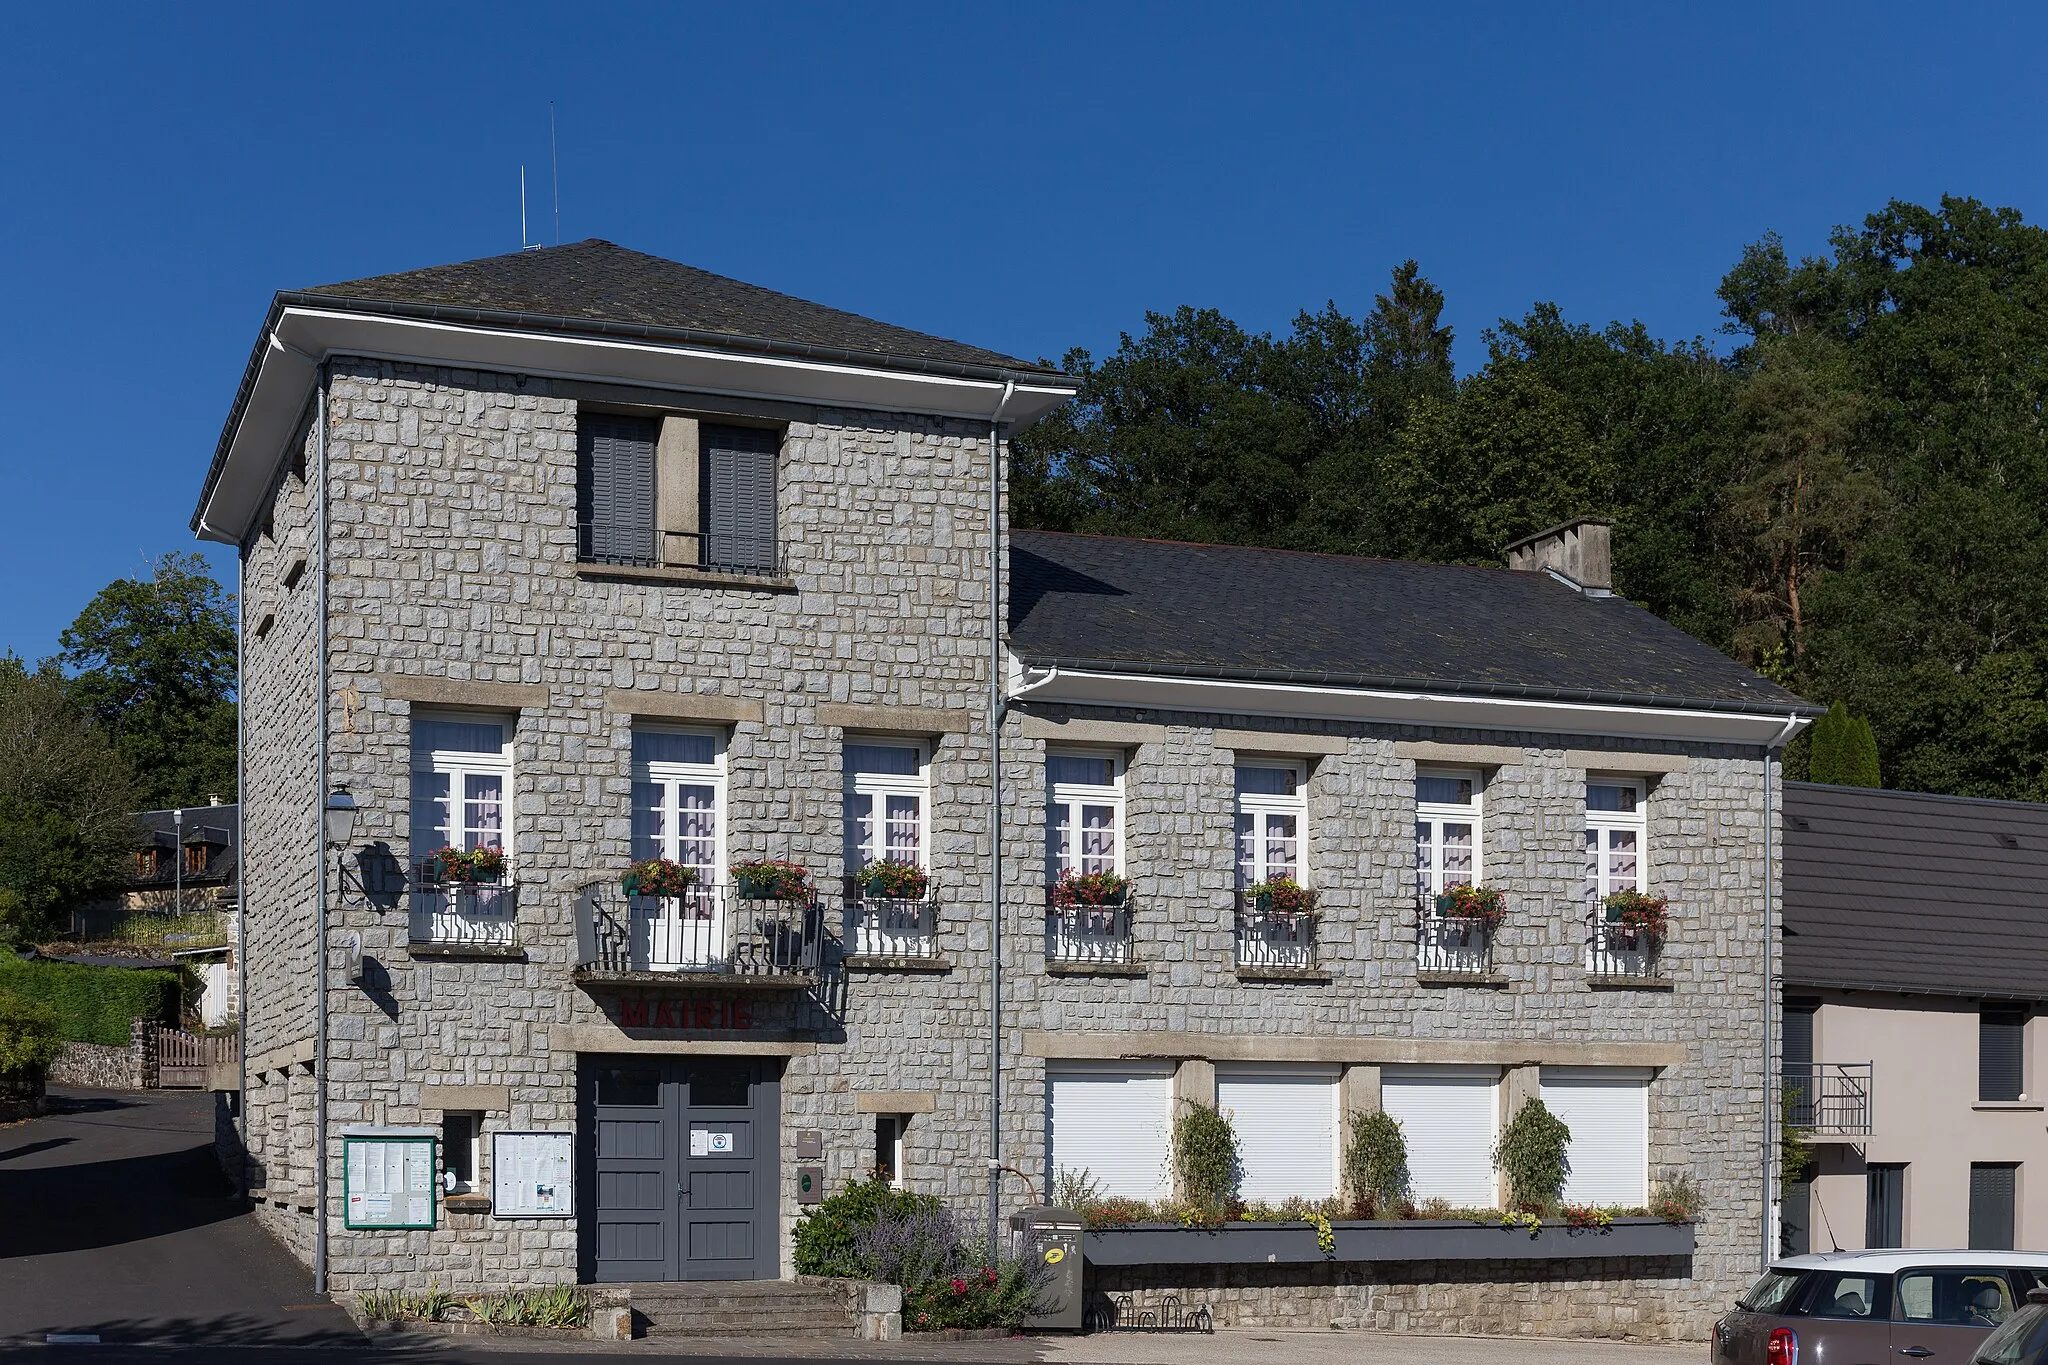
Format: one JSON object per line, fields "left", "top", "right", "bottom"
{"left": 343, "top": 1131, "right": 438, "bottom": 1230}
{"left": 492, "top": 1131, "right": 574, "bottom": 1218}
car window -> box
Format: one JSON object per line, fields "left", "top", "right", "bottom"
{"left": 1898, "top": 1270, "right": 2013, "bottom": 1328}
{"left": 1742, "top": 1270, "right": 1808, "bottom": 1313}
{"left": 1974, "top": 1303, "right": 2048, "bottom": 1365}
{"left": 1802, "top": 1271, "right": 1889, "bottom": 1320}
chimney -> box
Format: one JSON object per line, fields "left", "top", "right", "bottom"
{"left": 1505, "top": 517, "right": 1613, "bottom": 595}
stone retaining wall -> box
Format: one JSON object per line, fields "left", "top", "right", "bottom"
{"left": 48, "top": 1041, "right": 141, "bottom": 1089}
{"left": 1090, "top": 1256, "right": 1700, "bottom": 1341}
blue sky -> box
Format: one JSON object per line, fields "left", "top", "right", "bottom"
{"left": 3, "top": 2, "right": 2045, "bottom": 661}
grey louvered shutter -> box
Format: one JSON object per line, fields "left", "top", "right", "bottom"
{"left": 1783, "top": 1002, "right": 1816, "bottom": 1127}
{"left": 1970, "top": 1163, "right": 2017, "bottom": 1250}
{"left": 577, "top": 414, "right": 658, "bottom": 563}
{"left": 1865, "top": 1164, "right": 1904, "bottom": 1249}
{"left": 1980, "top": 1010, "right": 2025, "bottom": 1102}
{"left": 702, "top": 424, "right": 779, "bottom": 572}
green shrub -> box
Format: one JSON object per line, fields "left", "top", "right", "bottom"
{"left": 791, "top": 1173, "right": 943, "bottom": 1277}
{"left": 0, "top": 954, "right": 180, "bottom": 1045}
{"left": 1492, "top": 1098, "right": 1572, "bottom": 1214}
{"left": 1342, "top": 1110, "right": 1410, "bottom": 1212}
{"left": 903, "top": 1256, "right": 1044, "bottom": 1333}
{"left": 0, "top": 989, "right": 63, "bottom": 1088}
{"left": 1171, "top": 1103, "right": 1239, "bottom": 1215}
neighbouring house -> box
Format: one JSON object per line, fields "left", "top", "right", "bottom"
{"left": 69, "top": 803, "right": 241, "bottom": 1026}
{"left": 194, "top": 239, "right": 1814, "bottom": 1340}
{"left": 1782, "top": 782, "right": 2048, "bottom": 1255}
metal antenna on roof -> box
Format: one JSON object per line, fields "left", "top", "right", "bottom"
{"left": 550, "top": 102, "right": 560, "bottom": 245}
{"left": 520, "top": 165, "right": 529, "bottom": 249}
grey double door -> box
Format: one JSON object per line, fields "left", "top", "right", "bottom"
{"left": 580, "top": 1055, "right": 781, "bottom": 1282}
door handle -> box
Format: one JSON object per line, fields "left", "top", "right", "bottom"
{"left": 1899, "top": 1349, "right": 1934, "bottom": 1358}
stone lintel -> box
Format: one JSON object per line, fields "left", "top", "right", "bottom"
{"left": 855, "top": 1091, "right": 939, "bottom": 1114}
{"left": 604, "top": 690, "right": 766, "bottom": 725}
{"left": 248, "top": 1037, "right": 315, "bottom": 1075}
{"left": 576, "top": 563, "right": 799, "bottom": 593}
{"left": 420, "top": 1084, "right": 512, "bottom": 1113}
{"left": 1564, "top": 749, "right": 1693, "bottom": 775}
{"left": 818, "top": 703, "right": 972, "bottom": 736}
{"left": 1394, "top": 741, "right": 1525, "bottom": 768}
{"left": 1213, "top": 729, "right": 1351, "bottom": 758}
{"left": 1017, "top": 715, "right": 1168, "bottom": 747}
{"left": 554, "top": 1023, "right": 817, "bottom": 1056}
{"left": 1022, "top": 1030, "right": 1685, "bottom": 1069}
{"left": 379, "top": 673, "right": 548, "bottom": 711}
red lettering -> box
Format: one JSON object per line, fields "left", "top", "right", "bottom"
{"left": 733, "top": 1002, "right": 752, "bottom": 1031}
{"left": 618, "top": 1000, "right": 648, "bottom": 1028}
{"left": 655, "top": 1000, "right": 678, "bottom": 1029}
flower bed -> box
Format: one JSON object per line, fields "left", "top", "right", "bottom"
{"left": 1081, "top": 1216, "right": 1694, "bottom": 1266}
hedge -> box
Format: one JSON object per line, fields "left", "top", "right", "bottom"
{"left": 0, "top": 955, "right": 181, "bottom": 1046}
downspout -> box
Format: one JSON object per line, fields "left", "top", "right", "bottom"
{"left": 235, "top": 551, "right": 247, "bottom": 1194}
{"left": 986, "top": 379, "right": 1015, "bottom": 1257}
{"left": 313, "top": 364, "right": 331, "bottom": 1293}
{"left": 1761, "top": 710, "right": 1802, "bottom": 1267}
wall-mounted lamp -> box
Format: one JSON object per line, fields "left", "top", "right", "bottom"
{"left": 324, "top": 786, "right": 358, "bottom": 849}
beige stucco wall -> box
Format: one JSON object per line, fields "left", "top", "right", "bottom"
{"left": 1807, "top": 994, "right": 2048, "bottom": 1249}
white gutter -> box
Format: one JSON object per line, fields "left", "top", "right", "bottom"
{"left": 197, "top": 307, "right": 1076, "bottom": 545}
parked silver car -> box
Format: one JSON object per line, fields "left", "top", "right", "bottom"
{"left": 1713, "top": 1251, "right": 2048, "bottom": 1365}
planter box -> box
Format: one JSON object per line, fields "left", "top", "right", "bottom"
{"left": 1082, "top": 1217, "right": 1694, "bottom": 1266}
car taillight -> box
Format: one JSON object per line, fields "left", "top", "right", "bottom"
{"left": 1767, "top": 1326, "right": 1798, "bottom": 1365}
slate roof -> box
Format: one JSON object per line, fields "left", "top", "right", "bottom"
{"left": 132, "top": 805, "right": 239, "bottom": 887}
{"left": 1783, "top": 782, "right": 2048, "bottom": 1001}
{"left": 295, "top": 239, "right": 1062, "bottom": 379}
{"left": 1007, "top": 531, "right": 1816, "bottom": 715}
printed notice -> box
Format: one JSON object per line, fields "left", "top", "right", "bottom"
{"left": 492, "top": 1132, "right": 573, "bottom": 1218}
{"left": 343, "top": 1135, "right": 437, "bottom": 1229}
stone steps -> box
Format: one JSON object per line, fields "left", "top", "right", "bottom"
{"left": 620, "top": 1280, "right": 857, "bottom": 1339}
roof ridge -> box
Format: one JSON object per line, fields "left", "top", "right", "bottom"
{"left": 1788, "top": 781, "right": 2048, "bottom": 815}
{"left": 1013, "top": 527, "right": 1524, "bottom": 576}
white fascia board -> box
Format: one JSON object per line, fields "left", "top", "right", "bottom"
{"left": 195, "top": 307, "right": 1075, "bottom": 545}
{"left": 1006, "top": 667, "right": 1808, "bottom": 747}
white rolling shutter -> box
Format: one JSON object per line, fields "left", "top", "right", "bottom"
{"left": 1541, "top": 1067, "right": 1651, "bottom": 1206}
{"left": 1216, "top": 1064, "right": 1339, "bottom": 1202}
{"left": 1380, "top": 1066, "right": 1499, "bottom": 1207}
{"left": 1046, "top": 1062, "right": 1173, "bottom": 1200}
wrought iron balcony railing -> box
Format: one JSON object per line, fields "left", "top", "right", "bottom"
{"left": 842, "top": 889, "right": 940, "bottom": 959}
{"left": 408, "top": 862, "right": 519, "bottom": 951}
{"left": 1415, "top": 895, "right": 1495, "bottom": 975}
{"left": 1786, "top": 1063, "right": 1874, "bottom": 1137}
{"left": 574, "top": 881, "right": 823, "bottom": 977}
{"left": 576, "top": 521, "right": 785, "bottom": 578}
{"left": 1234, "top": 896, "right": 1317, "bottom": 970}
{"left": 1584, "top": 905, "right": 1664, "bottom": 980}
{"left": 1046, "top": 891, "right": 1136, "bottom": 965}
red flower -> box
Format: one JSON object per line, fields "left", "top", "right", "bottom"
{"left": 983, "top": 1267, "right": 997, "bottom": 1285}
{"left": 951, "top": 1277, "right": 967, "bottom": 1295}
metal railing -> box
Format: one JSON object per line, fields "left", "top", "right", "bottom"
{"left": 576, "top": 521, "right": 784, "bottom": 577}
{"left": 1786, "top": 1063, "right": 1874, "bottom": 1137}
{"left": 843, "top": 892, "right": 940, "bottom": 959}
{"left": 409, "top": 862, "right": 520, "bottom": 950}
{"left": 1415, "top": 896, "right": 1495, "bottom": 975}
{"left": 575, "top": 881, "right": 824, "bottom": 976}
{"left": 1234, "top": 897, "right": 1317, "bottom": 969}
{"left": 1046, "top": 892, "right": 1136, "bottom": 965}
{"left": 1585, "top": 906, "right": 1663, "bottom": 979}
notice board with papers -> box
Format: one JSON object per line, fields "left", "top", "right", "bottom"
{"left": 492, "top": 1131, "right": 573, "bottom": 1218}
{"left": 342, "top": 1131, "right": 438, "bottom": 1230}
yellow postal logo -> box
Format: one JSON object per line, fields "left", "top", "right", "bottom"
{"left": 1044, "top": 1247, "right": 1066, "bottom": 1265}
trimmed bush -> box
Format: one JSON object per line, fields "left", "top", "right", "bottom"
{"left": 1171, "top": 1103, "right": 1240, "bottom": 1215}
{"left": 1342, "top": 1110, "right": 1410, "bottom": 1211}
{"left": 1492, "top": 1097, "right": 1572, "bottom": 1214}
{"left": 0, "top": 954, "right": 180, "bottom": 1046}
{"left": 791, "top": 1172, "right": 943, "bottom": 1278}
{"left": 0, "top": 989, "right": 63, "bottom": 1089}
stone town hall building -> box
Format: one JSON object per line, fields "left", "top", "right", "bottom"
{"left": 196, "top": 241, "right": 1812, "bottom": 1339}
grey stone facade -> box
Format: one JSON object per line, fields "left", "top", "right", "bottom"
{"left": 228, "top": 355, "right": 1777, "bottom": 1341}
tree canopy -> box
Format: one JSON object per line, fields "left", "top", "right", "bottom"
{"left": 60, "top": 553, "right": 236, "bottom": 809}
{"left": 1014, "top": 195, "right": 2048, "bottom": 801}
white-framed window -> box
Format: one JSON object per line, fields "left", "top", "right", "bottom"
{"left": 874, "top": 1114, "right": 908, "bottom": 1188}
{"left": 843, "top": 740, "right": 929, "bottom": 875}
{"left": 1045, "top": 750, "right": 1124, "bottom": 881}
{"left": 1585, "top": 778, "right": 1647, "bottom": 909}
{"left": 631, "top": 727, "right": 726, "bottom": 884}
{"left": 1236, "top": 762, "right": 1307, "bottom": 887}
{"left": 410, "top": 712, "right": 514, "bottom": 862}
{"left": 440, "top": 1111, "right": 483, "bottom": 1194}
{"left": 1415, "top": 768, "right": 1482, "bottom": 899}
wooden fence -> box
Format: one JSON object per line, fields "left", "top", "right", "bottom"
{"left": 154, "top": 1025, "right": 239, "bottom": 1089}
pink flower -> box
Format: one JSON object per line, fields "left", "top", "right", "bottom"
{"left": 951, "top": 1277, "right": 967, "bottom": 1296}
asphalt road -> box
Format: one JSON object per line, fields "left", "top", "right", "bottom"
{"left": 0, "top": 1088, "right": 1698, "bottom": 1364}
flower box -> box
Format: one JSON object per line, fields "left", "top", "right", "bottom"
{"left": 1433, "top": 884, "right": 1506, "bottom": 927}
{"left": 1603, "top": 890, "right": 1670, "bottom": 939}
{"left": 1246, "top": 876, "right": 1317, "bottom": 916}
{"left": 622, "top": 858, "right": 697, "bottom": 898}
{"left": 859, "top": 859, "right": 929, "bottom": 901}
{"left": 731, "top": 858, "right": 811, "bottom": 901}
{"left": 1051, "top": 871, "right": 1131, "bottom": 908}
{"left": 1080, "top": 1217, "right": 1694, "bottom": 1267}
{"left": 434, "top": 846, "right": 504, "bottom": 885}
